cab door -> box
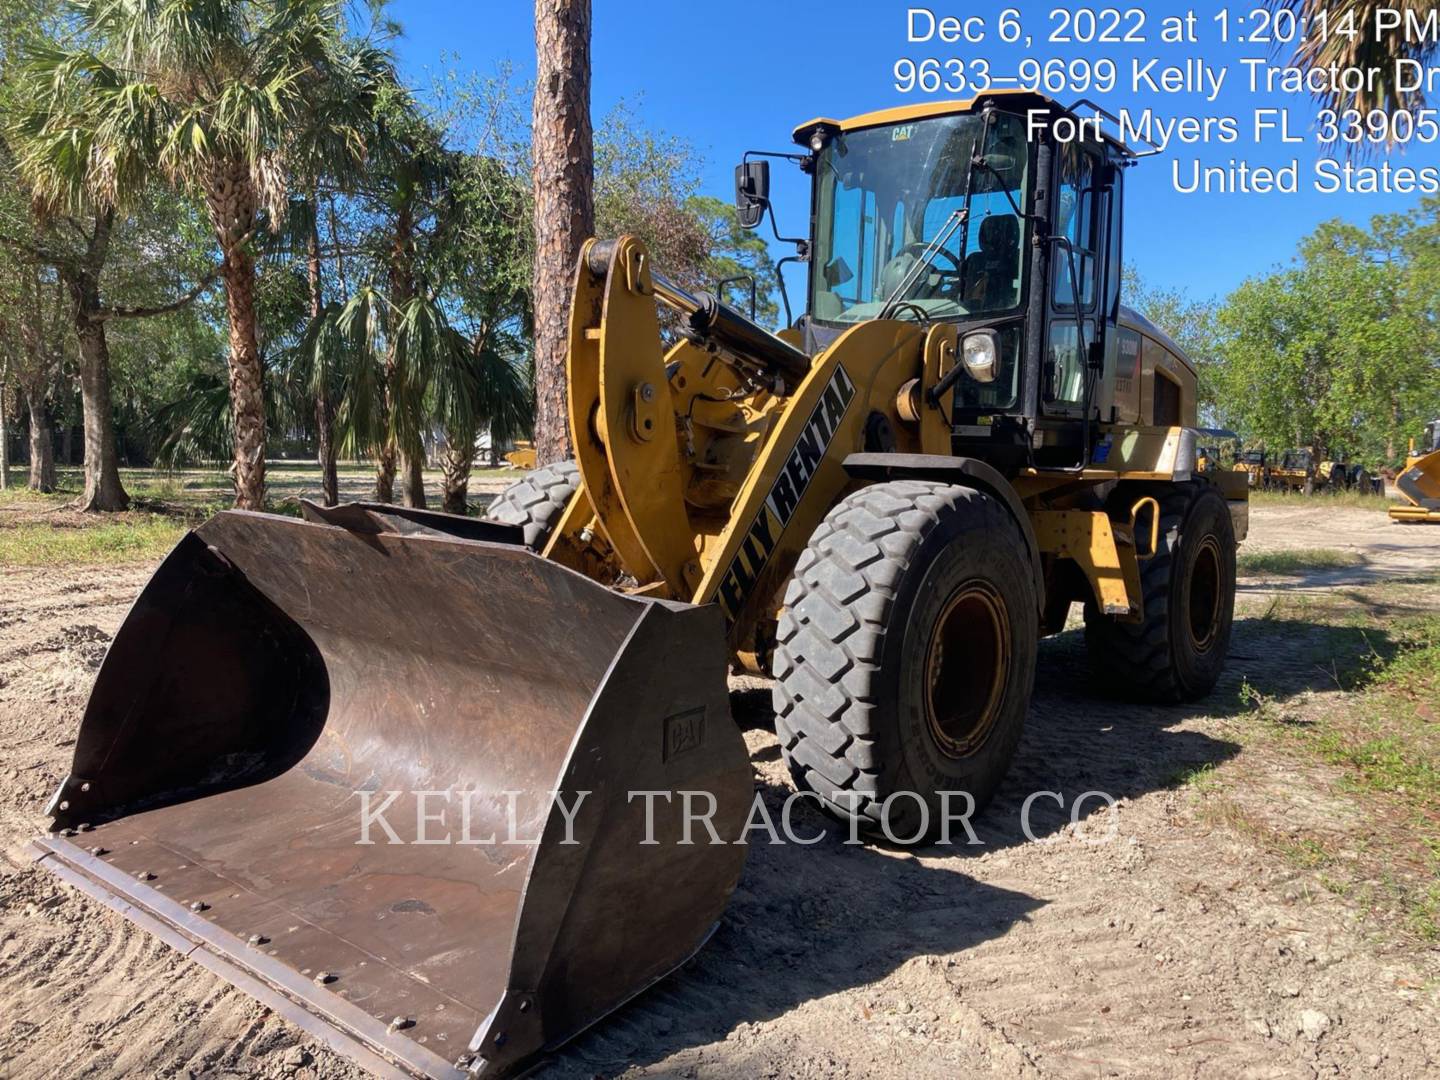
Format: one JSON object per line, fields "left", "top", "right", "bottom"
{"left": 1042, "top": 143, "right": 1122, "bottom": 421}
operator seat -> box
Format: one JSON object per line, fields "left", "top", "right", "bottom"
{"left": 962, "top": 214, "right": 1020, "bottom": 309}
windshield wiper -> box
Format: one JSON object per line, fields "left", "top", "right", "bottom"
{"left": 877, "top": 207, "right": 966, "bottom": 321}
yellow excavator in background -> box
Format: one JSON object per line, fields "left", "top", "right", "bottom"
{"left": 35, "top": 92, "right": 1246, "bottom": 1079}
{"left": 1390, "top": 420, "right": 1440, "bottom": 523}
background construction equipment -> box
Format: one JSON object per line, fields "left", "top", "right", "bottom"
{"left": 1390, "top": 420, "right": 1440, "bottom": 524}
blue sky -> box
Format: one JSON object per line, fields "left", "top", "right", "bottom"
{"left": 390, "top": 1, "right": 1438, "bottom": 305}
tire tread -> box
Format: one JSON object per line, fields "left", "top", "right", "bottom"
{"left": 483, "top": 460, "right": 580, "bottom": 549}
{"left": 773, "top": 481, "right": 1010, "bottom": 829}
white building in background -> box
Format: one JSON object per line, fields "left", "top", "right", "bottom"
{"left": 420, "top": 422, "right": 526, "bottom": 468}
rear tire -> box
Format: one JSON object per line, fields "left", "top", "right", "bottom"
{"left": 483, "top": 460, "right": 579, "bottom": 550}
{"left": 1084, "top": 483, "right": 1235, "bottom": 703}
{"left": 773, "top": 481, "right": 1038, "bottom": 843}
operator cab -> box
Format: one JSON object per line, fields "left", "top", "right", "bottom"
{"left": 736, "top": 92, "right": 1181, "bottom": 471}
{"left": 1280, "top": 449, "right": 1314, "bottom": 473}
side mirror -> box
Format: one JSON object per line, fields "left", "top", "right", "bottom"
{"left": 734, "top": 160, "right": 770, "bottom": 230}
{"left": 1087, "top": 339, "right": 1105, "bottom": 371}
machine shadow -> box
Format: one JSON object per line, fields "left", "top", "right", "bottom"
{"left": 544, "top": 609, "right": 1394, "bottom": 1075}
{"left": 543, "top": 789, "right": 1044, "bottom": 1078}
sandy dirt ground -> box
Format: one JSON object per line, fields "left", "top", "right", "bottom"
{"left": 1, "top": 504, "right": 1437, "bottom": 1079}
{"left": 1236, "top": 502, "right": 1440, "bottom": 595}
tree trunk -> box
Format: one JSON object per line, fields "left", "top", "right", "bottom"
{"left": 402, "top": 449, "right": 425, "bottom": 508}
{"left": 67, "top": 208, "right": 130, "bottom": 510}
{"left": 441, "top": 431, "right": 475, "bottom": 515}
{"left": 26, "top": 392, "right": 55, "bottom": 493}
{"left": 73, "top": 317, "right": 130, "bottom": 510}
{"left": 221, "top": 251, "right": 267, "bottom": 510}
{"left": 374, "top": 445, "right": 396, "bottom": 502}
{"left": 316, "top": 395, "right": 337, "bottom": 504}
{"left": 0, "top": 384, "right": 9, "bottom": 490}
{"left": 306, "top": 196, "right": 339, "bottom": 507}
{"left": 382, "top": 198, "right": 418, "bottom": 507}
{"left": 531, "top": 0, "right": 593, "bottom": 466}
{"left": 206, "top": 162, "right": 266, "bottom": 510}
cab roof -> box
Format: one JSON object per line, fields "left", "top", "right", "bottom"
{"left": 792, "top": 91, "right": 1140, "bottom": 157}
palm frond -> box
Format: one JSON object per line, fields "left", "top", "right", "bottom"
{"left": 1274, "top": 1, "right": 1440, "bottom": 124}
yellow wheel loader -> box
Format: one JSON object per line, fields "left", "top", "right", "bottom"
{"left": 501, "top": 439, "right": 537, "bottom": 470}
{"left": 1238, "top": 447, "right": 1268, "bottom": 489}
{"left": 1195, "top": 429, "right": 1241, "bottom": 477}
{"left": 34, "top": 92, "right": 1246, "bottom": 1079}
{"left": 1269, "top": 448, "right": 1318, "bottom": 494}
{"left": 1390, "top": 420, "right": 1440, "bottom": 523}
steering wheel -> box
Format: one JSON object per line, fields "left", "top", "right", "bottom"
{"left": 892, "top": 242, "right": 964, "bottom": 298}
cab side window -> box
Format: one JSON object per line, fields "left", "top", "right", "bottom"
{"left": 1046, "top": 145, "right": 1103, "bottom": 409}
{"left": 1052, "top": 147, "right": 1099, "bottom": 310}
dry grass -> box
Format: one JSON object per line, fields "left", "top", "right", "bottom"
{"left": 1250, "top": 487, "right": 1393, "bottom": 511}
{"left": 0, "top": 512, "right": 188, "bottom": 567}
{"left": 0, "top": 462, "right": 526, "bottom": 567}
{"left": 1237, "top": 548, "right": 1367, "bottom": 575}
{"left": 1227, "top": 591, "right": 1440, "bottom": 942}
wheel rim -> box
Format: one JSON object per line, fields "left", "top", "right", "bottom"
{"left": 1188, "top": 537, "right": 1223, "bottom": 653}
{"left": 924, "top": 582, "right": 1011, "bottom": 759}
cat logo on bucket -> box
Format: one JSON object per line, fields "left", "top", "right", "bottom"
{"left": 663, "top": 708, "right": 706, "bottom": 761}
{"left": 716, "top": 365, "right": 857, "bottom": 625}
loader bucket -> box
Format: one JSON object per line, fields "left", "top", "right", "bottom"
{"left": 1390, "top": 450, "right": 1440, "bottom": 523}
{"left": 33, "top": 507, "right": 752, "bottom": 1079}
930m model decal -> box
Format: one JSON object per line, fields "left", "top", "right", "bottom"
{"left": 716, "top": 365, "right": 857, "bottom": 625}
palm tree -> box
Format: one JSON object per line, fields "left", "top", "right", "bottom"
{"left": 333, "top": 284, "right": 464, "bottom": 507}
{"left": 436, "top": 321, "right": 532, "bottom": 514}
{"left": 18, "top": 0, "right": 382, "bottom": 509}
{"left": 334, "top": 97, "right": 459, "bottom": 507}
{"left": 283, "top": 35, "right": 395, "bottom": 505}
{"left": 531, "top": 0, "right": 592, "bottom": 465}
{"left": 1276, "top": 1, "right": 1439, "bottom": 118}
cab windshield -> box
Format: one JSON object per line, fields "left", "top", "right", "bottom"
{"left": 810, "top": 111, "right": 1030, "bottom": 325}
{"left": 1282, "top": 450, "right": 1313, "bottom": 470}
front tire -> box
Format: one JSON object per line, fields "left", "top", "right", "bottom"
{"left": 1084, "top": 483, "right": 1236, "bottom": 703}
{"left": 483, "top": 460, "right": 579, "bottom": 550}
{"left": 773, "top": 481, "right": 1038, "bottom": 843}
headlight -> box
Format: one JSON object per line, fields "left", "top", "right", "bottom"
{"left": 960, "top": 330, "right": 999, "bottom": 383}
